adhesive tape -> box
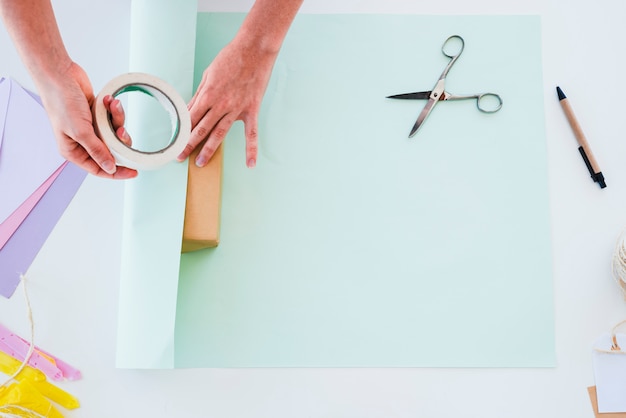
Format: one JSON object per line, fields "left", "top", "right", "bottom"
{"left": 92, "top": 72, "right": 190, "bottom": 170}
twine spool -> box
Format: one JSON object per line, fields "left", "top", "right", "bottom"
{"left": 612, "top": 230, "right": 626, "bottom": 296}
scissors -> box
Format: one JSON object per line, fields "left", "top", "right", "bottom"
{"left": 387, "top": 35, "right": 503, "bottom": 137}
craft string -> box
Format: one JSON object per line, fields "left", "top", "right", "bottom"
{"left": 0, "top": 275, "right": 43, "bottom": 417}
{"left": 612, "top": 230, "right": 626, "bottom": 297}
{"left": 0, "top": 275, "right": 35, "bottom": 388}
{"left": 0, "top": 405, "right": 46, "bottom": 418}
{"left": 594, "top": 319, "right": 626, "bottom": 354}
{"left": 611, "top": 319, "right": 626, "bottom": 351}
{"left": 0, "top": 275, "right": 39, "bottom": 418}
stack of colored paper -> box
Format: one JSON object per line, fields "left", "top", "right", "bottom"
{"left": 0, "top": 76, "right": 87, "bottom": 299}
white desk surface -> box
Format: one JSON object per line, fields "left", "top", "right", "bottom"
{"left": 1, "top": 0, "right": 626, "bottom": 416}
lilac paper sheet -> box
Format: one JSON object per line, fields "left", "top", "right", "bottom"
{"left": 0, "top": 77, "right": 10, "bottom": 151}
{"left": 0, "top": 162, "right": 86, "bottom": 298}
{"left": 0, "top": 78, "right": 65, "bottom": 224}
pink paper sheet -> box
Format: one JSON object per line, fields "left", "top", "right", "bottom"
{"left": 0, "top": 162, "right": 66, "bottom": 249}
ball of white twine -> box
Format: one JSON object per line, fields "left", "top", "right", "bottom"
{"left": 612, "top": 231, "right": 626, "bottom": 296}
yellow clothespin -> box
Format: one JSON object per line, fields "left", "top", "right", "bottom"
{"left": 0, "top": 350, "right": 79, "bottom": 410}
{"left": 0, "top": 379, "right": 64, "bottom": 418}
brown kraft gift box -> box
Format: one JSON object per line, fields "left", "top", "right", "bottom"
{"left": 181, "top": 144, "right": 223, "bottom": 253}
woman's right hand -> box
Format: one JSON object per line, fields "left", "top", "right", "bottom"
{"left": 38, "top": 62, "right": 137, "bottom": 179}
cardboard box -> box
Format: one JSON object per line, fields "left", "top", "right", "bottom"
{"left": 181, "top": 144, "right": 223, "bottom": 253}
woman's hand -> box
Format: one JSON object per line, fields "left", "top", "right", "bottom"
{"left": 179, "top": 0, "right": 302, "bottom": 168}
{"left": 180, "top": 39, "right": 277, "bottom": 169}
{"left": 38, "top": 62, "right": 137, "bottom": 179}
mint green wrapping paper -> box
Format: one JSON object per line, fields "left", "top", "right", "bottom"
{"left": 115, "top": 0, "right": 196, "bottom": 369}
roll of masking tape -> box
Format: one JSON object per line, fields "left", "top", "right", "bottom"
{"left": 92, "top": 72, "right": 190, "bottom": 170}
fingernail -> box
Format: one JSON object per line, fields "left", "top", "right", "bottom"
{"left": 115, "top": 100, "right": 123, "bottom": 112}
{"left": 102, "top": 160, "right": 116, "bottom": 174}
{"left": 120, "top": 128, "right": 131, "bottom": 145}
{"left": 195, "top": 155, "right": 207, "bottom": 167}
{"left": 247, "top": 158, "right": 256, "bottom": 168}
{"left": 176, "top": 153, "right": 186, "bottom": 162}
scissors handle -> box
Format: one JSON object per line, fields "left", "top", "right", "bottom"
{"left": 446, "top": 92, "right": 503, "bottom": 113}
{"left": 438, "top": 35, "right": 465, "bottom": 80}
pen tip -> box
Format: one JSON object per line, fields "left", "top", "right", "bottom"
{"left": 556, "top": 86, "right": 566, "bottom": 101}
{"left": 594, "top": 172, "right": 607, "bottom": 189}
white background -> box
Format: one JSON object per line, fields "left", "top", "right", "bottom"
{"left": 1, "top": 0, "right": 626, "bottom": 416}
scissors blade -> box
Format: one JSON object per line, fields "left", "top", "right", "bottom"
{"left": 409, "top": 97, "right": 438, "bottom": 137}
{"left": 386, "top": 91, "right": 432, "bottom": 100}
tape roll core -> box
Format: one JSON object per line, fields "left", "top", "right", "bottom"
{"left": 93, "top": 73, "right": 191, "bottom": 170}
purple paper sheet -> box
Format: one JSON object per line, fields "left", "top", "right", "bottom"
{"left": 0, "top": 162, "right": 86, "bottom": 298}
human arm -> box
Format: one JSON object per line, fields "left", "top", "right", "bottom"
{"left": 0, "top": 0, "right": 136, "bottom": 179}
{"left": 181, "top": 0, "right": 303, "bottom": 168}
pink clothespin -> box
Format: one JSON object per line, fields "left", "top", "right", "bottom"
{"left": 0, "top": 324, "right": 81, "bottom": 381}
{"left": 31, "top": 345, "right": 81, "bottom": 381}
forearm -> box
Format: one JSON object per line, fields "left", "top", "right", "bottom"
{"left": 0, "top": 0, "right": 71, "bottom": 83}
{"left": 235, "top": 0, "right": 303, "bottom": 54}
